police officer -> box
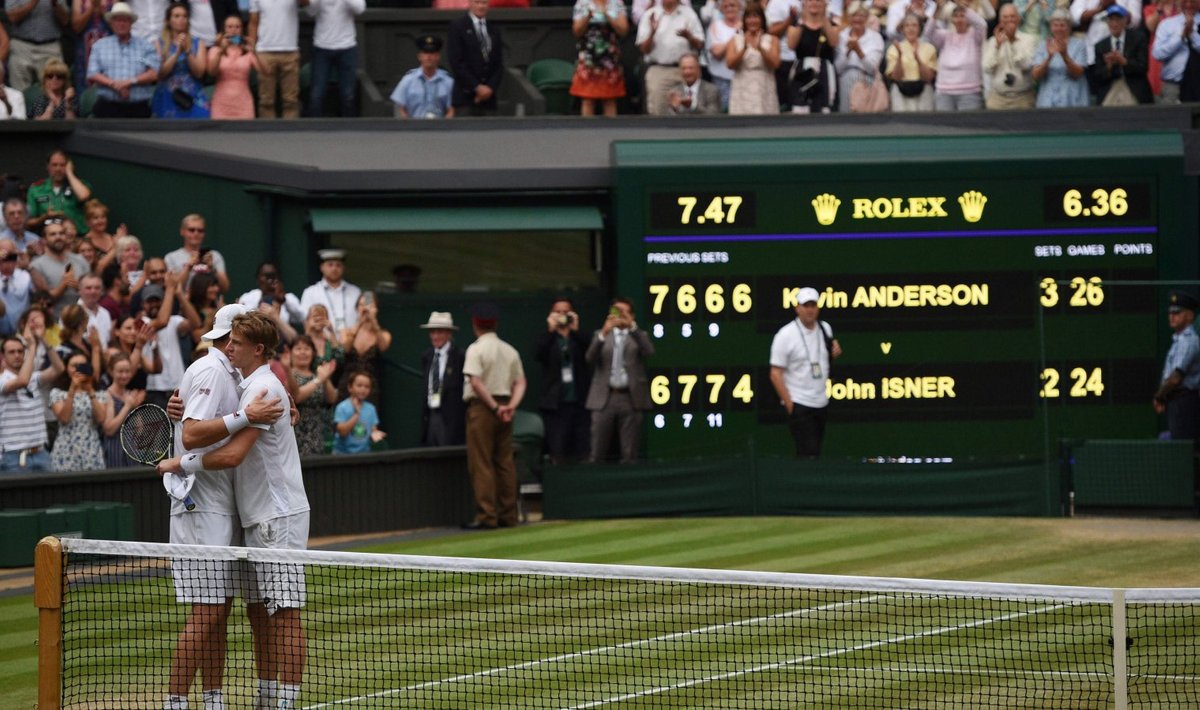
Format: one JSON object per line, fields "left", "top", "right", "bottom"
{"left": 1153, "top": 290, "right": 1200, "bottom": 445}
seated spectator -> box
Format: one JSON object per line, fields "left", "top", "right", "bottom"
{"left": 667, "top": 53, "right": 720, "bottom": 112}
{"left": 982, "top": 3, "right": 1037, "bottom": 109}
{"left": 1150, "top": 0, "right": 1197, "bottom": 103}
{"left": 27, "top": 150, "right": 93, "bottom": 236}
{"left": 50, "top": 351, "right": 108, "bottom": 472}
{"left": 339, "top": 291, "right": 390, "bottom": 406}
{"left": 1089, "top": 5, "right": 1154, "bottom": 104}
{"left": 569, "top": 0, "right": 630, "bottom": 116}
{"left": 786, "top": 0, "right": 839, "bottom": 113}
{"left": 86, "top": 2, "right": 161, "bottom": 118}
{"left": 923, "top": 0, "right": 985, "bottom": 110}
{"left": 390, "top": 35, "right": 455, "bottom": 118}
{"left": 637, "top": 0, "right": 705, "bottom": 115}
{"left": 100, "top": 352, "right": 145, "bottom": 468}
{"left": 332, "top": 370, "right": 385, "bottom": 453}
{"left": 71, "top": 0, "right": 114, "bottom": 98}
{"left": 0, "top": 63, "right": 28, "bottom": 120}
{"left": 706, "top": 0, "right": 743, "bottom": 111}
{"left": 207, "top": 13, "right": 261, "bottom": 119}
{"left": 0, "top": 321, "right": 64, "bottom": 473}
{"left": 30, "top": 218, "right": 91, "bottom": 318}
{"left": 1032, "top": 9, "right": 1089, "bottom": 107}
{"left": 836, "top": 1, "right": 886, "bottom": 111}
{"left": 886, "top": 12, "right": 938, "bottom": 110}
{"left": 290, "top": 334, "right": 337, "bottom": 456}
{"left": 28, "top": 58, "right": 78, "bottom": 120}
{"left": 0, "top": 240, "right": 35, "bottom": 337}
{"left": 106, "top": 314, "right": 159, "bottom": 389}
{"left": 728, "top": 2, "right": 782, "bottom": 113}
{"left": 2, "top": 197, "right": 42, "bottom": 263}
{"left": 151, "top": 1, "right": 211, "bottom": 118}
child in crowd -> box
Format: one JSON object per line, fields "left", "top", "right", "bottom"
{"left": 332, "top": 371, "right": 386, "bottom": 454}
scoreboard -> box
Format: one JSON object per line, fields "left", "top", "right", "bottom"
{"left": 613, "top": 133, "right": 1196, "bottom": 460}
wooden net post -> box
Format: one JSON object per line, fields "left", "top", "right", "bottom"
{"left": 34, "top": 536, "right": 64, "bottom": 710}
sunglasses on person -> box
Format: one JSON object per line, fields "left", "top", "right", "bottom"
{"left": 46, "top": 73, "right": 67, "bottom": 80}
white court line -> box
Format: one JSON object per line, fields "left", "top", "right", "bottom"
{"left": 300, "top": 595, "right": 883, "bottom": 709}
{"left": 560, "top": 603, "right": 1070, "bottom": 709}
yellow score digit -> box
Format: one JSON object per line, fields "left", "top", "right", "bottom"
{"left": 651, "top": 375, "right": 671, "bottom": 405}
{"left": 1069, "top": 368, "right": 1104, "bottom": 397}
{"left": 677, "top": 197, "right": 697, "bottom": 224}
{"left": 705, "top": 374, "right": 726, "bottom": 404}
{"left": 732, "top": 374, "right": 754, "bottom": 403}
{"left": 677, "top": 285, "right": 697, "bottom": 314}
{"left": 677, "top": 374, "right": 698, "bottom": 404}
{"left": 1062, "top": 188, "right": 1129, "bottom": 218}
{"left": 1068, "top": 277, "right": 1103, "bottom": 307}
{"left": 1039, "top": 278, "right": 1058, "bottom": 307}
{"left": 1039, "top": 368, "right": 1060, "bottom": 398}
{"left": 732, "top": 284, "right": 752, "bottom": 313}
{"left": 648, "top": 284, "right": 670, "bottom": 315}
{"left": 705, "top": 284, "right": 724, "bottom": 314}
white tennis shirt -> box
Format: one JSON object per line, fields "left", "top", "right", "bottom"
{"left": 233, "top": 364, "right": 310, "bottom": 527}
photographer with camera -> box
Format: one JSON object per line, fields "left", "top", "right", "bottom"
{"left": 164, "top": 213, "right": 229, "bottom": 293}
{"left": 981, "top": 3, "right": 1037, "bottom": 109}
{"left": 585, "top": 297, "right": 654, "bottom": 464}
{"left": 50, "top": 351, "right": 108, "bottom": 471}
{"left": 535, "top": 297, "right": 592, "bottom": 464}
{"left": 238, "top": 261, "right": 303, "bottom": 341}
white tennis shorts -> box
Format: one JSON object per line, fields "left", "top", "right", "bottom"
{"left": 243, "top": 512, "right": 310, "bottom": 615}
{"left": 170, "top": 512, "right": 239, "bottom": 605}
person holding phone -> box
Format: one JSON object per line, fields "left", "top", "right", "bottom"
{"left": 338, "top": 291, "right": 390, "bottom": 406}
{"left": 585, "top": 296, "right": 655, "bottom": 463}
{"left": 164, "top": 213, "right": 229, "bottom": 293}
{"left": 29, "top": 217, "right": 90, "bottom": 318}
{"left": 50, "top": 352, "right": 108, "bottom": 471}
{"left": 536, "top": 297, "right": 591, "bottom": 464}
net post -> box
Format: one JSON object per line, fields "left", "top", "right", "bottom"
{"left": 34, "top": 536, "right": 64, "bottom": 710}
{"left": 1112, "top": 588, "right": 1127, "bottom": 710}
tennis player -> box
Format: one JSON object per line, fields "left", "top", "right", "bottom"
{"left": 165, "top": 303, "right": 284, "bottom": 710}
{"left": 161, "top": 311, "right": 310, "bottom": 710}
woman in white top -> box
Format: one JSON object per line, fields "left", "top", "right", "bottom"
{"left": 726, "top": 0, "right": 782, "bottom": 114}
{"left": 706, "top": 0, "right": 743, "bottom": 111}
{"left": 834, "top": 1, "right": 885, "bottom": 112}
{"left": 0, "top": 64, "right": 27, "bottom": 121}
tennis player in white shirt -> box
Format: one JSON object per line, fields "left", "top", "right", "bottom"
{"left": 160, "top": 311, "right": 310, "bottom": 709}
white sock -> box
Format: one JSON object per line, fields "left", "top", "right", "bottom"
{"left": 255, "top": 680, "right": 278, "bottom": 709}
{"left": 164, "top": 695, "right": 188, "bottom": 710}
{"left": 202, "top": 689, "right": 226, "bottom": 710}
{"left": 278, "top": 683, "right": 300, "bottom": 707}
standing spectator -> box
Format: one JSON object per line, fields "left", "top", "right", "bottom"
{"left": 707, "top": 0, "right": 742, "bottom": 111}
{"left": 151, "top": 1, "right": 211, "bottom": 118}
{"left": 0, "top": 240, "right": 35, "bottom": 337}
{"left": 835, "top": 1, "right": 885, "bottom": 112}
{"left": 338, "top": 291, "right": 390, "bottom": 406}
{"left": 56, "top": 303, "right": 104, "bottom": 384}
{"left": 419, "top": 311, "right": 466, "bottom": 447}
{"left": 886, "top": 13, "right": 938, "bottom": 111}
{"left": 305, "top": 0, "right": 365, "bottom": 117}
{"left": 1154, "top": 290, "right": 1200, "bottom": 445}
{"left": 114, "top": 234, "right": 144, "bottom": 291}
{"left": 129, "top": 0, "right": 169, "bottom": 41}
{"left": 461, "top": 301, "right": 525, "bottom": 529}
{"left": 585, "top": 297, "right": 654, "bottom": 464}
{"left": 6, "top": 0, "right": 69, "bottom": 91}
{"left": 447, "top": 0, "right": 505, "bottom": 116}
{"left": 188, "top": 0, "right": 238, "bottom": 44}
{"left": 766, "top": 0, "right": 800, "bottom": 108}
{"left": 390, "top": 35, "right": 455, "bottom": 118}
{"left": 107, "top": 314, "right": 160, "bottom": 389}
{"left": 75, "top": 239, "right": 100, "bottom": 275}
{"left": 0, "top": 64, "right": 28, "bottom": 119}
{"left": 923, "top": 0, "right": 985, "bottom": 111}
{"left": 636, "top": 0, "right": 704, "bottom": 114}
{"left": 163, "top": 213, "right": 229, "bottom": 292}
{"left": 237, "top": 261, "right": 304, "bottom": 326}
{"left": 886, "top": 0, "right": 936, "bottom": 39}
{"left": 127, "top": 256, "right": 167, "bottom": 322}
{"left": 97, "top": 262, "right": 126, "bottom": 322}
{"left": 982, "top": 3, "right": 1037, "bottom": 108}
{"left": 248, "top": 0, "right": 307, "bottom": 118}
{"left": 569, "top": 0, "right": 629, "bottom": 116}
{"left": 299, "top": 248, "right": 361, "bottom": 332}
{"left": 207, "top": 13, "right": 261, "bottom": 119}
{"left": 535, "top": 298, "right": 591, "bottom": 464}
{"left": 728, "top": 0, "right": 782, "bottom": 113}
{"left": 1144, "top": 0, "right": 1180, "bottom": 97}
{"left": 70, "top": 0, "right": 114, "bottom": 98}
{"left": 2, "top": 197, "right": 42, "bottom": 261}
{"left": 1089, "top": 6, "right": 1154, "bottom": 104}
{"left": 29, "top": 218, "right": 90, "bottom": 318}
{"left": 186, "top": 270, "right": 221, "bottom": 344}
{"left": 768, "top": 287, "right": 842, "bottom": 459}
{"left": 100, "top": 352, "right": 144, "bottom": 467}
{"left": 0, "top": 321, "right": 64, "bottom": 473}
{"left": 86, "top": 2, "right": 161, "bottom": 118}
{"left": 300, "top": 303, "right": 343, "bottom": 372}
{"left": 50, "top": 351, "right": 108, "bottom": 471}
{"left": 142, "top": 273, "right": 202, "bottom": 409}
{"left": 290, "top": 334, "right": 336, "bottom": 455}
{"left": 668, "top": 53, "right": 721, "bottom": 112}
{"left": 1032, "top": 9, "right": 1090, "bottom": 107}
{"left": 77, "top": 272, "right": 113, "bottom": 347}
{"left": 1072, "top": 0, "right": 1142, "bottom": 64}
{"left": 332, "top": 371, "right": 384, "bottom": 453}
{"left": 27, "top": 150, "right": 93, "bottom": 236}
{"left": 82, "top": 199, "right": 122, "bottom": 277}
{"left": 1150, "top": 0, "right": 1197, "bottom": 103}
{"left": 1011, "top": 0, "right": 1051, "bottom": 39}
{"left": 786, "top": 0, "right": 839, "bottom": 113}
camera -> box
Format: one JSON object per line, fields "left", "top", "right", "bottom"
{"left": 261, "top": 294, "right": 276, "bottom": 306}
{"left": 556, "top": 314, "right": 570, "bottom": 327}
{"left": 1004, "top": 73, "right": 1016, "bottom": 87}
{"left": 199, "top": 247, "right": 212, "bottom": 259}
{"left": 76, "top": 362, "right": 93, "bottom": 376}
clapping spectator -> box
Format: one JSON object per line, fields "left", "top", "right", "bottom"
{"left": 1072, "top": 0, "right": 1142, "bottom": 64}
{"left": 77, "top": 272, "right": 112, "bottom": 346}
{"left": 728, "top": 1, "right": 782, "bottom": 113}
{"left": 49, "top": 351, "right": 108, "bottom": 471}
{"left": 74, "top": 239, "right": 99, "bottom": 274}
{"left": 835, "top": 1, "right": 885, "bottom": 111}
{"left": 1010, "top": 0, "right": 1051, "bottom": 39}
{"left": 30, "top": 58, "right": 78, "bottom": 119}
{"left": 2, "top": 197, "right": 42, "bottom": 262}
{"left": 332, "top": 370, "right": 385, "bottom": 454}
{"left": 207, "top": 13, "right": 261, "bottom": 119}
{"left": 100, "top": 352, "right": 145, "bottom": 467}
{"left": 1032, "top": 9, "right": 1089, "bottom": 106}
{"left": 114, "top": 234, "right": 144, "bottom": 290}
{"left": 339, "top": 291, "right": 390, "bottom": 406}
{"left": 706, "top": 0, "right": 743, "bottom": 110}
{"left": 142, "top": 270, "right": 202, "bottom": 408}
{"left": 86, "top": 2, "right": 161, "bottom": 118}
{"left": 29, "top": 218, "right": 90, "bottom": 317}
{"left": 569, "top": 0, "right": 630, "bottom": 116}
{"left": 302, "top": 303, "right": 344, "bottom": 371}
{"left": 1145, "top": 0, "right": 1181, "bottom": 97}
{"left": 636, "top": 0, "right": 705, "bottom": 114}
{"left": 786, "top": 0, "right": 839, "bottom": 113}
{"left": 923, "top": 0, "right": 985, "bottom": 110}
{"left": 982, "top": 3, "right": 1037, "bottom": 108}
{"left": 290, "top": 334, "right": 336, "bottom": 455}
{"left": 1089, "top": 6, "right": 1154, "bottom": 104}
{"left": 1150, "top": 0, "right": 1196, "bottom": 103}
{"left": 186, "top": 270, "right": 222, "bottom": 344}
{"left": 0, "top": 240, "right": 35, "bottom": 337}
{"left": 82, "top": 199, "right": 125, "bottom": 277}
{"left": 667, "top": 53, "right": 721, "bottom": 112}
{"left": 886, "top": 12, "right": 937, "bottom": 110}
{"left": 151, "top": 1, "right": 211, "bottom": 118}
{"left": 56, "top": 303, "right": 104, "bottom": 382}
{"left": 106, "top": 314, "right": 159, "bottom": 389}
{"left": 0, "top": 63, "right": 28, "bottom": 120}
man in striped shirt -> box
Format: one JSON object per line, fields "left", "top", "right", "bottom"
{"left": 0, "top": 319, "right": 64, "bottom": 473}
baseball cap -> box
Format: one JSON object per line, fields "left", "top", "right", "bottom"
{"left": 202, "top": 303, "right": 250, "bottom": 340}
{"left": 795, "top": 287, "right": 820, "bottom": 305}
{"left": 1105, "top": 5, "right": 1129, "bottom": 19}
{"left": 141, "top": 284, "right": 165, "bottom": 301}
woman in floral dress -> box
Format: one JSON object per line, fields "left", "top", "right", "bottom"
{"left": 569, "top": 0, "right": 630, "bottom": 116}
{"left": 50, "top": 352, "right": 108, "bottom": 472}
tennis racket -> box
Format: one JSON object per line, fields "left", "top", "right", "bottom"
{"left": 120, "top": 403, "right": 196, "bottom": 511}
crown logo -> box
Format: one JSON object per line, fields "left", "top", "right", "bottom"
{"left": 957, "top": 190, "right": 987, "bottom": 223}
{"left": 812, "top": 193, "right": 841, "bottom": 226}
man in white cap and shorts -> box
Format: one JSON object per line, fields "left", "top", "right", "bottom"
{"left": 769, "top": 286, "right": 842, "bottom": 459}
{"left": 163, "top": 303, "right": 284, "bottom": 710}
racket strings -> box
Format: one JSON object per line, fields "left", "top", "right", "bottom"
{"left": 121, "top": 406, "right": 174, "bottom": 464}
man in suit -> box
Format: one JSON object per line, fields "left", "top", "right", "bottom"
{"left": 535, "top": 297, "right": 592, "bottom": 464}
{"left": 419, "top": 311, "right": 467, "bottom": 446}
{"left": 1089, "top": 6, "right": 1154, "bottom": 105}
{"left": 446, "top": 0, "right": 505, "bottom": 116}
{"left": 585, "top": 297, "right": 655, "bottom": 464}
{"left": 668, "top": 54, "right": 721, "bottom": 114}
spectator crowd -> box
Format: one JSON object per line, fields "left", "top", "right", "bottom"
{"left": 0, "top": 0, "right": 1191, "bottom": 119}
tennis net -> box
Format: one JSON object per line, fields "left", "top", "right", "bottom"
{"left": 35, "top": 536, "right": 1200, "bottom": 709}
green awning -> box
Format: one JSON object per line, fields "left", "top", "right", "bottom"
{"left": 310, "top": 206, "right": 603, "bottom": 233}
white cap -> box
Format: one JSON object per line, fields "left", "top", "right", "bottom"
{"left": 202, "top": 303, "right": 250, "bottom": 341}
{"left": 796, "top": 287, "right": 820, "bottom": 305}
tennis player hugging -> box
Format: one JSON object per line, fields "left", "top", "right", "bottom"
{"left": 159, "top": 309, "right": 310, "bottom": 710}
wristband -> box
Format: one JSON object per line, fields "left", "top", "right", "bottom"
{"left": 181, "top": 452, "right": 205, "bottom": 475}
{"left": 222, "top": 409, "right": 249, "bottom": 435}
